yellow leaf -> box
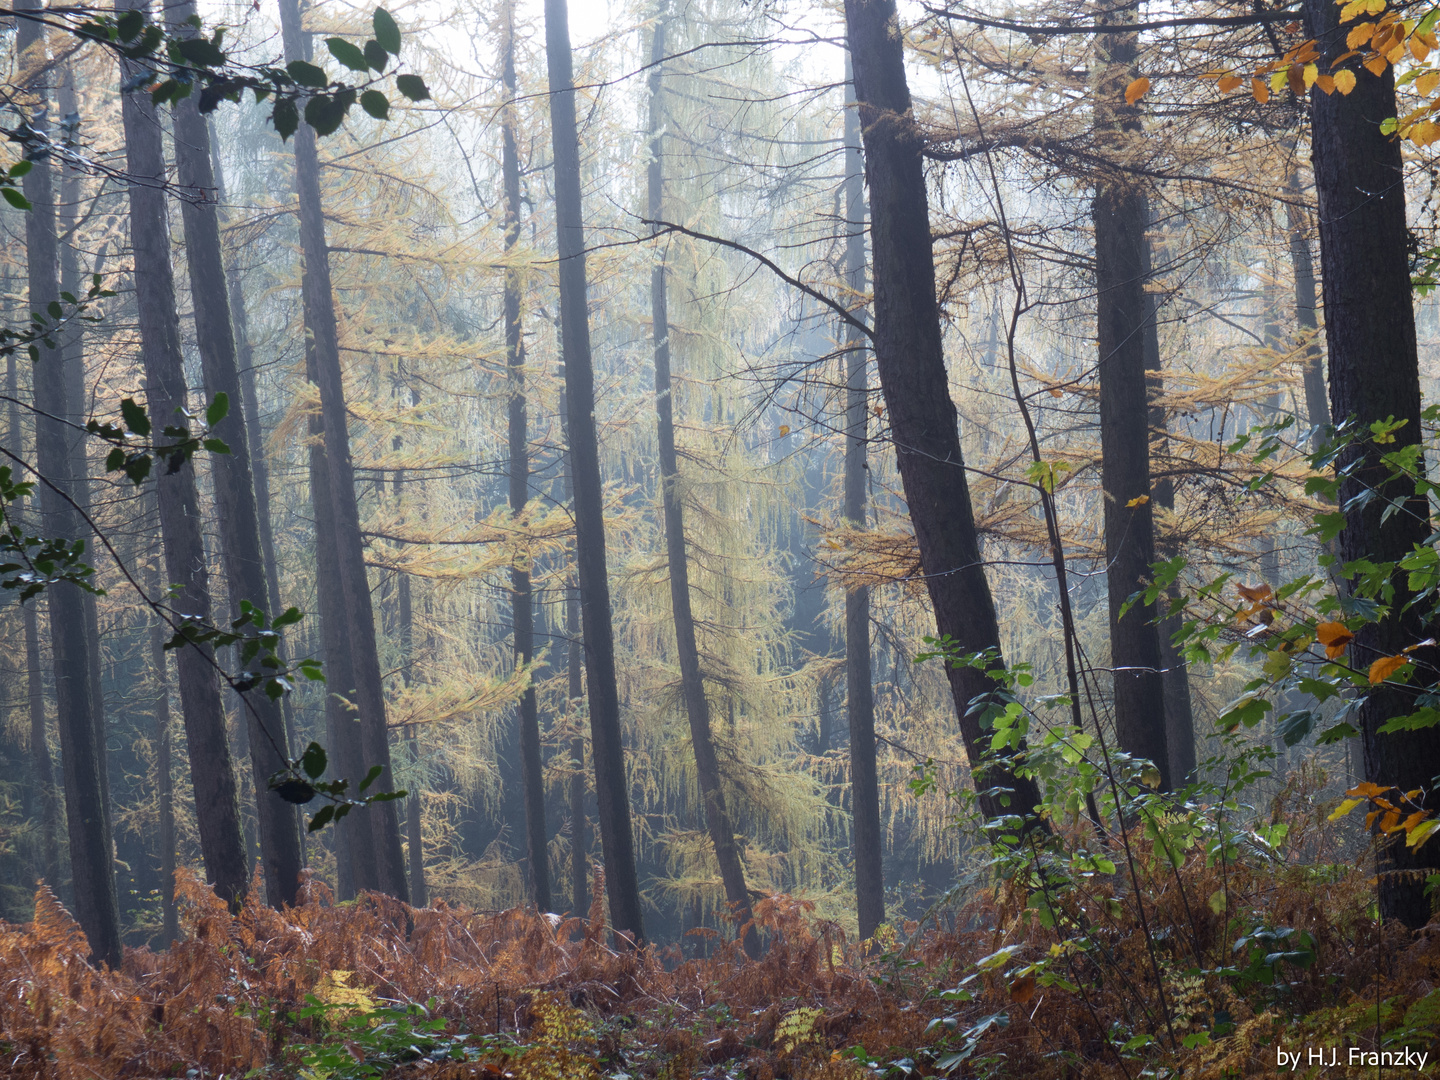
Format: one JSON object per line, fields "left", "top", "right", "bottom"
{"left": 1303, "top": 62, "right": 1320, "bottom": 88}
{"left": 1125, "top": 76, "right": 1150, "bottom": 104}
{"left": 1407, "top": 818, "right": 1440, "bottom": 849}
{"left": 1317, "top": 74, "right": 1337, "bottom": 93}
{"left": 1413, "top": 35, "right": 1431, "bottom": 61}
{"left": 1126, "top": 494, "right": 1150, "bottom": 508}
{"left": 1329, "top": 797, "right": 1365, "bottom": 821}
{"left": 1218, "top": 74, "right": 1244, "bottom": 92}
{"left": 1414, "top": 121, "right": 1440, "bottom": 145}
{"left": 1418, "top": 69, "right": 1440, "bottom": 96}
{"left": 1341, "top": 0, "right": 1370, "bottom": 21}
{"left": 1316, "top": 620, "right": 1354, "bottom": 659}
{"left": 1140, "top": 764, "right": 1163, "bottom": 789}
{"left": 1369, "top": 654, "right": 1411, "bottom": 683}
{"left": 1348, "top": 21, "right": 1377, "bottom": 48}
{"left": 1253, "top": 77, "right": 1271, "bottom": 102}
{"left": 1335, "top": 68, "right": 1358, "bottom": 93}
{"left": 1271, "top": 69, "right": 1289, "bottom": 93}
{"left": 778, "top": 424, "right": 791, "bottom": 437}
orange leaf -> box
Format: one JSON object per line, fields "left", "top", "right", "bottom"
{"left": 1288, "top": 63, "right": 1308, "bottom": 94}
{"left": 1413, "top": 35, "right": 1431, "bottom": 61}
{"left": 1348, "top": 781, "right": 1391, "bottom": 798}
{"left": 1419, "top": 70, "right": 1440, "bottom": 97}
{"left": 1316, "top": 621, "right": 1354, "bottom": 659}
{"left": 1316, "top": 74, "right": 1337, "bottom": 93}
{"left": 1348, "top": 21, "right": 1377, "bottom": 48}
{"left": 1364, "top": 54, "right": 1390, "bottom": 76}
{"left": 1218, "top": 74, "right": 1244, "bottom": 92}
{"left": 1403, "top": 810, "right": 1430, "bottom": 833}
{"left": 1125, "top": 76, "right": 1150, "bottom": 104}
{"left": 1237, "top": 582, "right": 1273, "bottom": 602}
{"left": 1369, "top": 654, "right": 1411, "bottom": 683}
{"left": 1009, "top": 975, "right": 1036, "bottom": 1003}
{"left": 1380, "top": 810, "right": 1402, "bottom": 833}
{"left": 1253, "top": 77, "right": 1271, "bottom": 102}
{"left": 1048, "top": 387, "right": 1064, "bottom": 398}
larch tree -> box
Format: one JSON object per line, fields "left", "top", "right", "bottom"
{"left": 117, "top": 0, "right": 249, "bottom": 909}
{"left": 543, "top": 0, "right": 645, "bottom": 943}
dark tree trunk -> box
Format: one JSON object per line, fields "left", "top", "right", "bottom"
{"left": 1142, "top": 231, "right": 1195, "bottom": 786}
{"left": 167, "top": 0, "right": 303, "bottom": 909}
{"left": 118, "top": 0, "right": 249, "bottom": 910}
{"left": 18, "top": 0, "right": 122, "bottom": 965}
{"left": 842, "top": 66, "right": 883, "bottom": 941}
{"left": 842, "top": 0, "right": 1044, "bottom": 820}
{"left": 648, "top": 13, "right": 758, "bottom": 957}
{"left": 502, "top": 0, "right": 550, "bottom": 912}
{"left": 1305, "top": 0, "right": 1438, "bottom": 928}
{"left": 543, "top": 0, "right": 645, "bottom": 944}
{"left": 397, "top": 566, "right": 427, "bottom": 906}
{"left": 278, "top": 0, "right": 408, "bottom": 901}
{"left": 1093, "top": 22, "right": 1170, "bottom": 791}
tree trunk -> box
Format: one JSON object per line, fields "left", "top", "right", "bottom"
{"left": 212, "top": 136, "right": 306, "bottom": 866}
{"left": 18, "top": 0, "right": 121, "bottom": 966}
{"left": 397, "top": 566, "right": 427, "bottom": 907}
{"left": 117, "top": 0, "right": 249, "bottom": 910}
{"left": 148, "top": 541, "right": 179, "bottom": 947}
{"left": 502, "top": 0, "right": 550, "bottom": 913}
{"left": 167, "top": 0, "right": 303, "bottom": 909}
{"left": 842, "top": 65, "right": 883, "bottom": 941}
{"left": 278, "top": 0, "right": 408, "bottom": 901}
{"left": 1305, "top": 0, "right": 1438, "bottom": 928}
{"left": 648, "top": 13, "right": 758, "bottom": 957}
{"left": 6, "top": 352, "right": 60, "bottom": 889}
{"left": 543, "top": 0, "right": 645, "bottom": 944}
{"left": 564, "top": 445, "right": 588, "bottom": 917}
{"left": 1286, "top": 172, "right": 1330, "bottom": 436}
{"left": 1141, "top": 227, "right": 1195, "bottom": 786}
{"left": 842, "top": 0, "right": 1044, "bottom": 821}
{"left": 1092, "top": 21, "right": 1170, "bottom": 791}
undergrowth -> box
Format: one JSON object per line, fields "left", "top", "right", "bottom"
{"left": 2, "top": 769, "right": 1438, "bottom": 1080}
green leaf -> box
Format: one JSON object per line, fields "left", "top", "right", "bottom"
{"left": 176, "top": 36, "right": 226, "bottom": 67}
{"left": 327, "top": 36, "right": 370, "bottom": 71}
{"left": 205, "top": 391, "right": 228, "bottom": 427}
{"left": 120, "top": 397, "right": 152, "bottom": 436}
{"left": 360, "top": 89, "right": 390, "bottom": 120}
{"left": 301, "top": 741, "right": 328, "bottom": 779}
{"left": 202, "top": 438, "right": 230, "bottom": 454}
{"left": 116, "top": 8, "right": 145, "bottom": 41}
{"left": 395, "top": 74, "right": 429, "bottom": 101}
{"left": 2, "top": 188, "right": 32, "bottom": 211}
{"left": 373, "top": 8, "right": 401, "bottom": 54}
{"left": 1276, "top": 709, "right": 1318, "bottom": 747}
{"left": 307, "top": 804, "right": 335, "bottom": 832}
{"left": 272, "top": 98, "right": 299, "bottom": 141}
{"left": 305, "top": 94, "right": 347, "bottom": 136}
{"left": 364, "top": 39, "right": 390, "bottom": 71}
{"left": 359, "top": 764, "right": 384, "bottom": 792}
{"left": 287, "top": 60, "right": 329, "bottom": 88}
{"left": 1316, "top": 721, "right": 1358, "bottom": 745}
{"left": 8, "top": 160, "right": 32, "bottom": 178}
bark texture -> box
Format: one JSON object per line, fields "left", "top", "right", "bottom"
{"left": 1305, "top": 0, "right": 1438, "bottom": 928}
{"left": 543, "top": 0, "right": 645, "bottom": 944}
{"left": 842, "top": 0, "right": 1044, "bottom": 820}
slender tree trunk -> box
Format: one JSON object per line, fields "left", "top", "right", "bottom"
{"left": 278, "top": 0, "right": 408, "bottom": 900}
{"left": 7, "top": 352, "right": 60, "bottom": 889}
{"left": 842, "top": 0, "right": 1044, "bottom": 821}
{"left": 543, "top": 0, "right": 645, "bottom": 943}
{"left": 398, "top": 567, "right": 427, "bottom": 906}
{"left": 212, "top": 136, "right": 306, "bottom": 865}
{"left": 1305, "top": 0, "right": 1438, "bottom": 928}
{"left": 148, "top": 541, "right": 179, "bottom": 947}
{"left": 647, "top": 13, "right": 757, "bottom": 957}
{"left": 117, "top": 0, "right": 249, "bottom": 910}
{"left": 563, "top": 444, "right": 588, "bottom": 917}
{"left": 842, "top": 66, "right": 883, "bottom": 941}
{"left": 18, "top": 0, "right": 121, "bottom": 966}
{"left": 1141, "top": 227, "right": 1195, "bottom": 785}
{"left": 166, "top": 0, "right": 303, "bottom": 909}
{"left": 1092, "top": 20, "right": 1170, "bottom": 790}
{"left": 56, "top": 63, "right": 114, "bottom": 860}
{"left": 1286, "top": 172, "right": 1330, "bottom": 436}
{"left": 501, "top": 0, "right": 550, "bottom": 912}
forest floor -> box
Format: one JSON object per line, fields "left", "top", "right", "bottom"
{"left": 3, "top": 820, "right": 1440, "bottom": 1080}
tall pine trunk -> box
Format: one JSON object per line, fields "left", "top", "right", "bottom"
{"left": 278, "top": 0, "right": 408, "bottom": 900}
{"left": 117, "top": 0, "right": 249, "bottom": 909}
{"left": 1286, "top": 173, "right": 1330, "bottom": 436}
{"left": 842, "top": 0, "right": 1044, "bottom": 821}
{"left": 1093, "top": 21, "right": 1170, "bottom": 790}
{"left": 842, "top": 65, "right": 882, "bottom": 941}
{"left": 19, "top": 0, "right": 121, "bottom": 965}
{"left": 543, "top": 0, "right": 645, "bottom": 943}
{"left": 167, "top": 0, "right": 303, "bottom": 908}
{"left": 1305, "top": 0, "right": 1438, "bottom": 927}
{"left": 647, "top": 12, "right": 758, "bottom": 958}
{"left": 501, "top": 0, "right": 550, "bottom": 912}
{"left": 148, "top": 539, "right": 179, "bottom": 947}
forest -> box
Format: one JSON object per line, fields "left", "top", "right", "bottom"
{"left": 2, "top": 0, "right": 1440, "bottom": 1074}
